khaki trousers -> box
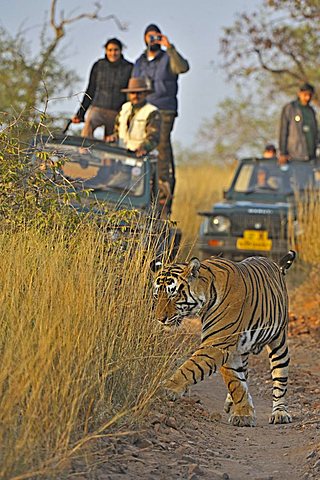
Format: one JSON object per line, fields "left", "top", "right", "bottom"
{"left": 81, "top": 106, "right": 117, "bottom": 139}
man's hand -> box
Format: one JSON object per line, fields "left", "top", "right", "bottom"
{"left": 159, "top": 34, "right": 171, "bottom": 49}
{"left": 105, "top": 134, "right": 117, "bottom": 143}
{"left": 279, "top": 154, "right": 289, "bottom": 166}
{"left": 71, "top": 115, "right": 81, "bottom": 124}
{"left": 135, "top": 147, "right": 148, "bottom": 157}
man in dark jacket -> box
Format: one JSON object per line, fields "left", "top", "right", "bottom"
{"left": 132, "top": 24, "right": 189, "bottom": 214}
{"left": 279, "top": 83, "right": 318, "bottom": 165}
{"left": 72, "top": 38, "right": 133, "bottom": 139}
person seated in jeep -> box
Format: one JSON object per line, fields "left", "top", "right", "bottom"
{"left": 254, "top": 167, "right": 279, "bottom": 191}
{"left": 263, "top": 144, "right": 277, "bottom": 159}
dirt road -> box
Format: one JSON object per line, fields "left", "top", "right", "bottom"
{"left": 70, "top": 319, "right": 320, "bottom": 480}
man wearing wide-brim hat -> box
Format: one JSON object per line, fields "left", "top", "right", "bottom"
{"left": 106, "top": 77, "right": 161, "bottom": 158}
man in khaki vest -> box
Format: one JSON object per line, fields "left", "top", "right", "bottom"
{"left": 106, "top": 77, "right": 161, "bottom": 157}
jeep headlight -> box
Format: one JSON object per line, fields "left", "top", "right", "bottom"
{"left": 205, "top": 215, "right": 231, "bottom": 234}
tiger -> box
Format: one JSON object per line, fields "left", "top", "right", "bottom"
{"left": 151, "top": 251, "right": 296, "bottom": 427}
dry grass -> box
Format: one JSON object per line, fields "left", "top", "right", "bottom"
{"left": 0, "top": 222, "right": 194, "bottom": 479}
{"left": 293, "top": 188, "right": 320, "bottom": 264}
{"left": 0, "top": 160, "right": 235, "bottom": 479}
{"left": 172, "top": 163, "right": 234, "bottom": 258}
{"left": 289, "top": 188, "right": 320, "bottom": 318}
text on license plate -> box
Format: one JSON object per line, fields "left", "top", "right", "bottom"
{"left": 236, "top": 230, "right": 272, "bottom": 251}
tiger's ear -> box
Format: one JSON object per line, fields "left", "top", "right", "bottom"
{"left": 150, "top": 259, "right": 163, "bottom": 273}
{"left": 186, "top": 257, "right": 201, "bottom": 279}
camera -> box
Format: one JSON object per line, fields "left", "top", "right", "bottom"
{"left": 149, "top": 34, "right": 162, "bottom": 42}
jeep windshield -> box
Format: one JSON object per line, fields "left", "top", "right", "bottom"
{"left": 233, "top": 160, "right": 318, "bottom": 196}
{"left": 35, "top": 142, "right": 146, "bottom": 197}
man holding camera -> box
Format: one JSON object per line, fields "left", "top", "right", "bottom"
{"left": 132, "top": 24, "right": 189, "bottom": 215}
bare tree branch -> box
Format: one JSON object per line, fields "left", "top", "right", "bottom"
{"left": 0, "top": 0, "right": 128, "bottom": 119}
{"left": 254, "top": 49, "right": 292, "bottom": 76}
{"left": 34, "top": 0, "right": 128, "bottom": 109}
{"left": 220, "top": 2, "right": 320, "bottom": 103}
{"left": 50, "top": 0, "right": 127, "bottom": 39}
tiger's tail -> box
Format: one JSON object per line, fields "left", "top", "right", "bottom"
{"left": 279, "top": 250, "right": 296, "bottom": 275}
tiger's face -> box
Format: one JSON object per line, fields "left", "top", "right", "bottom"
{"left": 151, "top": 258, "right": 206, "bottom": 327}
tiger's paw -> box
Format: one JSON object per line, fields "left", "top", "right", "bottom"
{"left": 163, "top": 378, "right": 188, "bottom": 401}
{"left": 269, "top": 410, "right": 292, "bottom": 424}
{"left": 228, "top": 414, "right": 257, "bottom": 427}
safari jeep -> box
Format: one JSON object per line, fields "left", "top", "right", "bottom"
{"left": 31, "top": 134, "right": 181, "bottom": 259}
{"left": 197, "top": 158, "right": 319, "bottom": 261}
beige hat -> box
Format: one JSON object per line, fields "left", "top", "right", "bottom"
{"left": 121, "top": 77, "right": 153, "bottom": 93}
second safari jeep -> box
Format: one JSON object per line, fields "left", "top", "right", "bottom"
{"left": 197, "top": 158, "right": 319, "bottom": 261}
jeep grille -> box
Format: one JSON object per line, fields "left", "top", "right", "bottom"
{"left": 230, "top": 213, "right": 287, "bottom": 239}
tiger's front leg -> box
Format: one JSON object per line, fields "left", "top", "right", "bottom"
{"left": 223, "top": 353, "right": 249, "bottom": 413}
{"left": 164, "top": 344, "right": 229, "bottom": 400}
{"left": 220, "top": 354, "right": 256, "bottom": 427}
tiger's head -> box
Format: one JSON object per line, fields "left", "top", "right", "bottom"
{"left": 150, "top": 257, "right": 207, "bottom": 327}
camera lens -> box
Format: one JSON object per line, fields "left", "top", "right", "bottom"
{"left": 149, "top": 34, "right": 161, "bottom": 42}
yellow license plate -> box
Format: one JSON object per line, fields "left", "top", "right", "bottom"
{"left": 236, "top": 230, "right": 272, "bottom": 251}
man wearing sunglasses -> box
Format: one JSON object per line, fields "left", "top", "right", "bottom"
{"left": 106, "top": 77, "right": 161, "bottom": 158}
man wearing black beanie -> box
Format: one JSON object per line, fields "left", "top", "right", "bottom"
{"left": 132, "top": 24, "right": 190, "bottom": 216}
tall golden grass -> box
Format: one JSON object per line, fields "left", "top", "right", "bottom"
{"left": 0, "top": 161, "right": 233, "bottom": 478}
{"left": 293, "top": 187, "right": 320, "bottom": 264}
{"left": 288, "top": 187, "right": 320, "bottom": 313}
{"left": 0, "top": 221, "right": 194, "bottom": 479}
{"left": 172, "top": 163, "right": 234, "bottom": 257}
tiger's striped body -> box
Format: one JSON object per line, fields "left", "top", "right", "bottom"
{"left": 151, "top": 252, "right": 296, "bottom": 427}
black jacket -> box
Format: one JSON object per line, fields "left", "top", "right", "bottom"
{"left": 76, "top": 55, "right": 133, "bottom": 120}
